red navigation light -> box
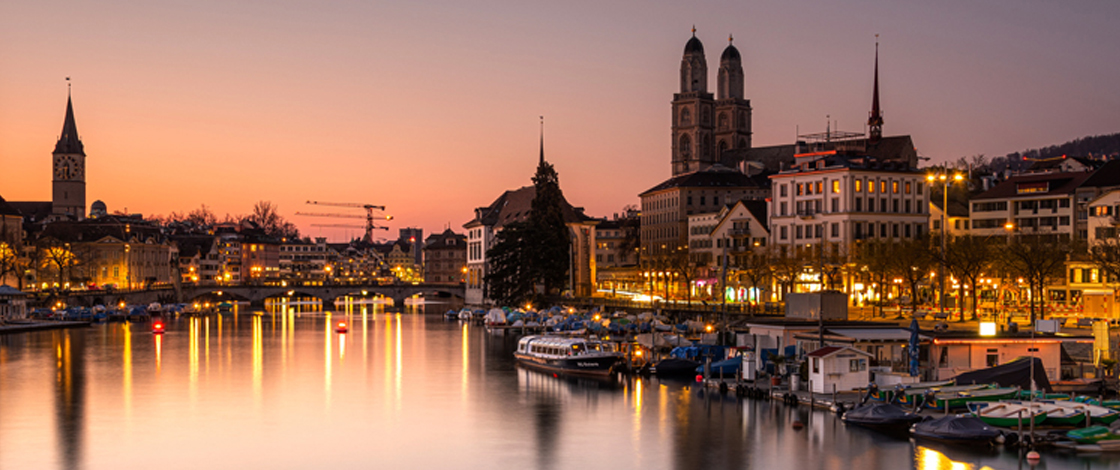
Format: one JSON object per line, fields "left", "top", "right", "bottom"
{"left": 152, "top": 322, "right": 165, "bottom": 334}
{"left": 335, "top": 321, "right": 348, "bottom": 333}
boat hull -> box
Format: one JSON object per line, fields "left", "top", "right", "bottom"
{"left": 514, "top": 353, "right": 621, "bottom": 378}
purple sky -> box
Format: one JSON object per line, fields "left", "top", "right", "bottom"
{"left": 2, "top": 0, "right": 1117, "bottom": 239}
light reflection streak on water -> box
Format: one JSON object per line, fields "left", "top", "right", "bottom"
{"left": 122, "top": 323, "right": 131, "bottom": 417}
{"left": 324, "top": 312, "right": 332, "bottom": 407}
{"left": 383, "top": 312, "right": 392, "bottom": 409}
{"left": 362, "top": 306, "right": 368, "bottom": 368}
{"left": 916, "top": 447, "right": 989, "bottom": 470}
{"left": 252, "top": 315, "right": 262, "bottom": 405}
{"left": 659, "top": 384, "right": 669, "bottom": 441}
{"left": 632, "top": 379, "right": 643, "bottom": 444}
{"left": 339, "top": 330, "right": 346, "bottom": 361}
{"left": 394, "top": 313, "right": 402, "bottom": 410}
{"left": 189, "top": 317, "right": 199, "bottom": 402}
{"left": 204, "top": 317, "right": 210, "bottom": 376}
{"left": 461, "top": 322, "right": 469, "bottom": 401}
{"left": 154, "top": 333, "right": 162, "bottom": 373}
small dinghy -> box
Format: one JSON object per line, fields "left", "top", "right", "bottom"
{"left": 1041, "top": 400, "right": 1120, "bottom": 425}
{"left": 911, "top": 415, "right": 1001, "bottom": 446}
{"left": 841, "top": 403, "right": 924, "bottom": 433}
{"left": 968, "top": 402, "right": 1047, "bottom": 428}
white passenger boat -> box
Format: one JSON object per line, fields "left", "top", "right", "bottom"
{"left": 514, "top": 335, "right": 623, "bottom": 377}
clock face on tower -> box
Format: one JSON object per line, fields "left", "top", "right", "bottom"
{"left": 54, "top": 155, "right": 81, "bottom": 180}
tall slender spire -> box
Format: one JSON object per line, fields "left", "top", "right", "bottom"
{"left": 868, "top": 35, "right": 883, "bottom": 143}
{"left": 539, "top": 116, "right": 545, "bottom": 165}
{"left": 55, "top": 84, "right": 85, "bottom": 156}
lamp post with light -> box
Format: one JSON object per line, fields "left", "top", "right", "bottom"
{"left": 926, "top": 171, "right": 964, "bottom": 320}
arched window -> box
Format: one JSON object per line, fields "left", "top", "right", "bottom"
{"left": 680, "top": 134, "right": 691, "bottom": 156}
{"left": 680, "top": 108, "right": 691, "bottom": 126}
{"left": 718, "top": 140, "right": 728, "bottom": 156}
{"left": 718, "top": 113, "right": 728, "bottom": 130}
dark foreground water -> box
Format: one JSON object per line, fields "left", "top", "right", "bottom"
{"left": 1, "top": 304, "right": 1117, "bottom": 470}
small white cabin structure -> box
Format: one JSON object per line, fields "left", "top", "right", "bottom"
{"left": 807, "top": 346, "right": 873, "bottom": 394}
{"left": 0, "top": 286, "right": 29, "bottom": 321}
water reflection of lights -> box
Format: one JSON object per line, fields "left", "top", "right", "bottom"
{"left": 190, "top": 317, "right": 200, "bottom": 401}
{"left": 394, "top": 313, "right": 402, "bottom": 410}
{"left": 154, "top": 334, "right": 162, "bottom": 373}
{"left": 324, "top": 312, "right": 332, "bottom": 406}
{"left": 252, "top": 315, "right": 263, "bottom": 404}
{"left": 461, "top": 322, "right": 469, "bottom": 399}
{"left": 122, "top": 323, "right": 132, "bottom": 416}
{"left": 916, "top": 446, "right": 993, "bottom": 470}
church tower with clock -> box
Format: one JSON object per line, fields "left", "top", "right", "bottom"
{"left": 52, "top": 94, "right": 86, "bottom": 220}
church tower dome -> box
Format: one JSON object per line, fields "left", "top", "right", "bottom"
{"left": 680, "top": 27, "right": 708, "bottom": 93}
{"left": 717, "top": 35, "right": 744, "bottom": 100}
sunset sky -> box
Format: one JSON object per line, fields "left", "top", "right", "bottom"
{"left": 2, "top": 0, "right": 1118, "bottom": 241}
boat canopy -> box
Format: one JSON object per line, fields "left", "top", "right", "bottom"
{"left": 953, "top": 356, "right": 1052, "bottom": 392}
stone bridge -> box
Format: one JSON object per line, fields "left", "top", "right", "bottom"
{"left": 60, "top": 284, "right": 464, "bottom": 308}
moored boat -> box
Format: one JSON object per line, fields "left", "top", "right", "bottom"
{"left": 924, "top": 386, "right": 1018, "bottom": 410}
{"left": 841, "top": 403, "right": 924, "bottom": 433}
{"left": 514, "top": 335, "right": 622, "bottom": 378}
{"left": 870, "top": 380, "right": 954, "bottom": 402}
{"left": 968, "top": 402, "right": 1047, "bottom": 428}
{"left": 1040, "top": 399, "right": 1120, "bottom": 425}
{"left": 911, "top": 415, "right": 1002, "bottom": 446}
{"left": 651, "top": 358, "right": 700, "bottom": 378}
{"left": 1067, "top": 425, "right": 1120, "bottom": 444}
{"left": 896, "top": 384, "right": 989, "bottom": 406}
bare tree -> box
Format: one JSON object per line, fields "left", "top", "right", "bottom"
{"left": 888, "top": 238, "right": 936, "bottom": 318}
{"left": 0, "top": 242, "right": 23, "bottom": 288}
{"left": 768, "top": 246, "right": 803, "bottom": 303}
{"left": 37, "top": 238, "right": 78, "bottom": 289}
{"left": 247, "top": 201, "right": 300, "bottom": 239}
{"left": 1000, "top": 236, "right": 1075, "bottom": 322}
{"left": 734, "top": 250, "right": 771, "bottom": 313}
{"left": 940, "top": 235, "right": 995, "bottom": 320}
{"left": 855, "top": 241, "right": 892, "bottom": 318}
{"left": 1088, "top": 238, "right": 1120, "bottom": 285}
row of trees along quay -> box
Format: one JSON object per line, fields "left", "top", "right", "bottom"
{"left": 621, "top": 231, "right": 1120, "bottom": 323}
{"left": 485, "top": 159, "right": 571, "bottom": 307}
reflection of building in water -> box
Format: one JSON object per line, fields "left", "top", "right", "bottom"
{"left": 54, "top": 330, "right": 85, "bottom": 470}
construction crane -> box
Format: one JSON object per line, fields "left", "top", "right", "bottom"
{"left": 300, "top": 201, "right": 392, "bottom": 243}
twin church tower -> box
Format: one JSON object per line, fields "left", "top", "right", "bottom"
{"left": 672, "top": 29, "right": 752, "bottom": 176}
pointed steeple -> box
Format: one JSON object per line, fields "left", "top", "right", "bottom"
{"left": 868, "top": 35, "right": 883, "bottom": 143}
{"left": 55, "top": 92, "right": 85, "bottom": 155}
{"left": 539, "top": 116, "right": 545, "bottom": 165}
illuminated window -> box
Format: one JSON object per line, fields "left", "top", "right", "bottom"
{"left": 905, "top": 181, "right": 912, "bottom": 194}
{"left": 892, "top": 181, "right": 899, "bottom": 194}
{"left": 854, "top": 179, "right": 862, "bottom": 192}
{"left": 832, "top": 180, "right": 840, "bottom": 193}
{"left": 880, "top": 181, "right": 887, "bottom": 193}
{"left": 868, "top": 181, "right": 875, "bottom": 194}
{"left": 815, "top": 182, "right": 823, "bottom": 194}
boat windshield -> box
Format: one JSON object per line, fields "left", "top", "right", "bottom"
{"left": 571, "top": 343, "right": 584, "bottom": 354}
{"left": 585, "top": 343, "right": 603, "bottom": 352}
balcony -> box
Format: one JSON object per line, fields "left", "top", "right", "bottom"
{"left": 728, "top": 228, "right": 751, "bottom": 237}
{"left": 796, "top": 210, "right": 816, "bottom": 220}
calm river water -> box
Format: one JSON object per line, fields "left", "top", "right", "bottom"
{"left": 1, "top": 303, "right": 1117, "bottom": 470}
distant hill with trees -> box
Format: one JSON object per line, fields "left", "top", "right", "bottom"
{"left": 1006, "top": 132, "right": 1120, "bottom": 162}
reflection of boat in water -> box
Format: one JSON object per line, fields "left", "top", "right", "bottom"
{"left": 514, "top": 336, "right": 622, "bottom": 377}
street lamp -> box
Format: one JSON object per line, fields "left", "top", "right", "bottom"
{"left": 927, "top": 170, "right": 964, "bottom": 320}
